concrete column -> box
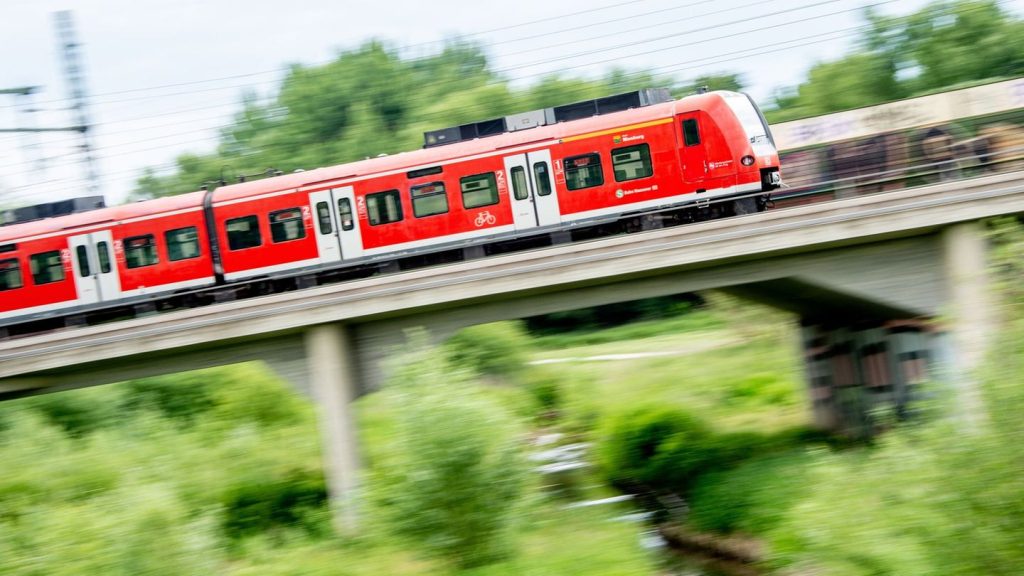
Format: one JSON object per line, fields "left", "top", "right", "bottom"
{"left": 941, "top": 222, "right": 993, "bottom": 429}
{"left": 306, "top": 323, "right": 361, "bottom": 533}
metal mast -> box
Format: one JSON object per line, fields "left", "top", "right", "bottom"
{"left": 54, "top": 10, "right": 102, "bottom": 199}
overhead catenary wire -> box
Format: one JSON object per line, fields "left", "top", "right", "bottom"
{"left": 2, "top": 0, "right": 858, "bottom": 113}
{"left": 2, "top": 0, "right": 887, "bottom": 172}
{"left": 0, "top": 0, "right": 660, "bottom": 111}
{"left": 0, "top": 19, "right": 871, "bottom": 177}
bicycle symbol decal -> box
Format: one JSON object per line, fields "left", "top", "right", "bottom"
{"left": 473, "top": 211, "right": 496, "bottom": 227}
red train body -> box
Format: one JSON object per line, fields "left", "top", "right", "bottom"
{"left": 0, "top": 90, "right": 780, "bottom": 325}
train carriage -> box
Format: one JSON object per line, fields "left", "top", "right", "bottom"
{"left": 0, "top": 89, "right": 781, "bottom": 328}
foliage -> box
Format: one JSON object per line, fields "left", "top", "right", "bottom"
{"left": 443, "top": 321, "right": 532, "bottom": 379}
{"left": 521, "top": 366, "right": 565, "bottom": 418}
{"left": 597, "top": 404, "right": 715, "bottom": 493}
{"left": 678, "top": 218, "right": 1024, "bottom": 574}
{"left": 17, "top": 385, "right": 120, "bottom": 436}
{"left": 221, "top": 469, "right": 328, "bottom": 539}
{"left": 369, "top": 349, "right": 528, "bottom": 568}
{"left": 524, "top": 294, "right": 703, "bottom": 337}
{"left": 767, "top": 0, "right": 1024, "bottom": 121}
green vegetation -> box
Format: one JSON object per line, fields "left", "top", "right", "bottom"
{"left": 768, "top": 0, "right": 1024, "bottom": 121}
{"left": 367, "top": 349, "right": 528, "bottom": 568}
{"left": 0, "top": 344, "right": 657, "bottom": 574}
{"left": 4, "top": 221, "right": 1024, "bottom": 574}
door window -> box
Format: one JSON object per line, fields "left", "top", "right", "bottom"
{"left": 510, "top": 166, "right": 529, "bottom": 200}
{"left": 97, "top": 241, "right": 112, "bottom": 273}
{"left": 76, "top": 245, "right": 91, "bottom": 277}
{"left": 338, "top": 198, "right": 355, "bottom": 231}
{"left": 533, "top": 162, "right": 552, "bottom": 196}
{"left": 683, "top": 119, "right": 701, "bottom": 146}
{"left": 316, "top": 201, "right": 333, "bottom": 234}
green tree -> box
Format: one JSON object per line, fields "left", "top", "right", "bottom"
{"left": 370, "top": 347, "right": 527, "bottom": 568}
{"left": 768, "top": 0, "right": 1024, "bottom": 121}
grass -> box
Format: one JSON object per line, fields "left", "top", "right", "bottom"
{"left": 530, "top": 310, "right": 726, "bottom": 351}
{"left": 540, "top": 318, "right": 808, "bottom": 436}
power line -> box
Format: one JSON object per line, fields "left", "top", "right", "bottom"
{"left": 4, "top": 0, "right": 849, "bottom": 112}
{"left": 0, "top": 4, "right": 868, "bottom": 175}
{"left": 3, "top": 23, "right": 874, "bottom": 187}
{"left": 0, "top": 0, "right": 657, "bottom": 111}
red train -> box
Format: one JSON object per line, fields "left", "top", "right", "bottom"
{"left": 0, "top": 89, "right": 780, "bottom": 328}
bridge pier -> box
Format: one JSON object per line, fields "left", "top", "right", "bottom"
{"left": 801, "top": 322, "right": 934, "bottom": 435}
{"left": 798, "top": 222, "right": 994, "bottom": 434}
{"left": 938, "top": 221, "right": 993, "bottom": 429}
{"left": 306, "top": 323, "right": 362, "bottom": 533}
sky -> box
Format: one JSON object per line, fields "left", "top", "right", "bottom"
{"left": 0, "top": 0, "right": 1021, "bottom": 207}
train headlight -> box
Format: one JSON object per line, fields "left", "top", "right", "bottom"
{"left": 741, "top": 155, "right": 755, "bottom": 166}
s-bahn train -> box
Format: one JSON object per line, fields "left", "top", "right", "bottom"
{"left": 0, "top": 89, "right": 780, "bottom": 328}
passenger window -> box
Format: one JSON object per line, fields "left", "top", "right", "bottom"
{"left": 165, "top": 226, "right": 201, "bottom": 261}
{"left": 683, "top": 119, "right": 701, "bottom": 146}
{"left": 460, "top": 172, "right": 499, "bottom": 208}
{"left": 226, "top": 215, "right": 262, "bottom": 250}
{"left": 366, "top": 190, "right": 403, "bottom": 226}
{"left": 30, "top": 251, "right": 64, "bottom": 285}
{"left": 338, "top": 198, "right": 355, "bottom": 231}
{"left": 97, "top": 241, "right": 112, "bottom": 273}
{"left": 269, "top": 208, "right": 307, "bottom": 243}
{"left": 0, "top": 258, "right": 22, "bottom": 291}
{"left": 316, "top": 201, "right": 333, "bottom": 235}
{"left": 411, "top": 181, "right": 449, "bottom": 218}
{"left": 533, "top": 162, "right": 552, "bottom": 196}
{"left": 124, "top": 235, "right": 159, "bottom": 268}
{"left": 76, "top": 245, "right": 91, "bottom": 277}
{"left": 564, "top": 153, "right": 604, "bottom": 190}
{"left": 510, "top": 166, "right": 529, "bottom": 201}
{"left": 612, "top": 143, "right": 654, "bottom": 182}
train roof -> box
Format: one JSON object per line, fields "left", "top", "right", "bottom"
{"left": 0, "top": 191, "right": 206, "bottom": 243}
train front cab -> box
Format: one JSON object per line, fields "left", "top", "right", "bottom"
{"left": 674, "top": 92, "right": 780, "bottom": 215}
{"left": 720, "top": 92, "right": 782, "bottom": 196}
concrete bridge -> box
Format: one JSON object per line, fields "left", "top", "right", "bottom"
{"left": 2, "top": 171, "right": 1022, "bottom": 530}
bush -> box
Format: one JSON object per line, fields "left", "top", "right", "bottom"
{"left": 597, "top": 404, "right": 716, "bottom": 493}
{"left": 370, "top": 349, "right": 527, "bottom": 568}
{"left": 22, "top": 387, "right": 119, "bottom": 437}
{"left": 221, "top": 469, "right": 329, "bottom": 539}
{"left": 443, "top": 321, "right": 531, "bottom": 379}
{"left": 521, "top": 366, "right": 565, "bottom": 419}
{"left": 121, "top": 372, "right": 217, "bottom": 425}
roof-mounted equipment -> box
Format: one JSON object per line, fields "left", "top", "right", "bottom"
{"left": 423, "top": 88, "right": 673, "bottom": 148}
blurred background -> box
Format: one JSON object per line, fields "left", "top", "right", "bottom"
{"left": 2, "top": 1, "right": 1024, "bottom": 574}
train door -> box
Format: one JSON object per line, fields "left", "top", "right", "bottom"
{"left": 680, "top": 114, "right": 707, "bottom": 183}
{"left": 308, "top": 186, "right": 363, "bottom": 263}
{"left": 333, "top": 186, "right": 362, "bottom": 259}
{"left": 68, "top": 230, "right": 120, "bottom": 304}
{"left": 310, "top": 190, "right": 342, "bottom": 264}
{"left": 503, "top": 150, "right": 560, "bottom": 231}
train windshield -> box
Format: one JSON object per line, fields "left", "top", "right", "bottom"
{"left": 723, "top": 93, "right": 773, "bottom": 147}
